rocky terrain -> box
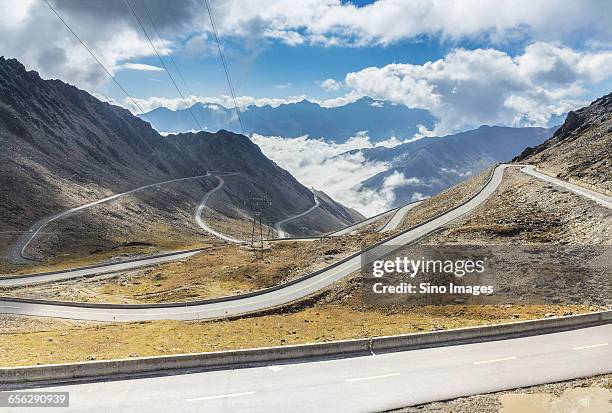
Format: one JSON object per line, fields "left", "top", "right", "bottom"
{"left": 394, "top": 374, "right": 611, "bottom": 413}
{"left": 515, "top": 91, "right": 612, "bottom": 194}
{"left": 0, "top": 57, "right": 361, "bottom": 264}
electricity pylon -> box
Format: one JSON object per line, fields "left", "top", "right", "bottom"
{"left": 247, "top": 190, "right": 270, "bottom": 250}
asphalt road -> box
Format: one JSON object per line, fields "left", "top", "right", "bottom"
{"left": 7, "top": 324, "right": 611, "bottom": 412}
{"left": 326, "top": 209, "right": 396, "bottom": 236}
{"left": 326, "top": 200, "right": 422, "bottom": 237}
{"left": 0, "top": 250, "right": 202, "bottom": 288}
{"left": 194, "top": 174, "right": 244, "bottom": 244}
{"left": 274, "top": 195, "right": 320, "bottom": 238}
{"left": 378, "top": 201, "right": 423, "bottom": 232}
{"left": 6, "top": 174, "right": 211, "bottom": 264}
{"left": 0, "top": 164, "right": 508, "bottom": 321}
{"left": 521, "top": 165, "right": 612, "bottom": 209}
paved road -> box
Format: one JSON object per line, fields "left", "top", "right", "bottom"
{"left": 0, "top": 250, "right": 203, "bottom": 288}
{"left": 6, "top": 174, "right": 211, "bottom": 264}
{"left": 194, "top": 174, "right": 244, "bottom": 244}
{"left": 326, "top": 209, "right": 396, "bottom": 236}
{"left": 378, "top": 200, "right": 423, "bottom": 232}
{"left": 274, "top": 195, "right": 320, "bottom": 238}
{"left": 326, "top": 201, "right": 422, "bottom": 237}
{"left": 7, "top": 324, "right": 611, "bottom": 412}
{"left": 521, "top": 165, "right": 612, "bottom": 209}
{"left": 0, "top": 164, "right": 508, "bottom": 321}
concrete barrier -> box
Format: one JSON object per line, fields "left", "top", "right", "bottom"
{"left": 0, "top": 337, "right": 371, "bottom": 387}
{"left": 372, "top": 310, "right": 611, "bottom": 352}
{"left": 2, "top": 310, "right": 609, "bottom": 387}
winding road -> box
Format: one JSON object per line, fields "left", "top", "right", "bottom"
{"left": 7, "top": 174, "right": 211, "bottom": 264}
{"left": 378, "top": 200, "right": 423, "bottom": 232}
{"left": 324, "top": 200, "right": 422, "bottom": 237}
{"left": 273, "top": 195, "right": 320, "bottom": 238}
{"left": 0, "top": 164, "right": 508, "bottom": 321}
{"left": 2, "top": 164, "right": 612, "bottom": 412}
{"left": 2, "top": 164, "right": 610, "bottom": 315}
{"left": 522, "top": 165, "right": 612, "bottom": 209}
{"left": 193, "top": 173, "right": 244, "bottom": 244}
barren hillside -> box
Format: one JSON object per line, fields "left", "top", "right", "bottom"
{"left": 515, "top": 92, "right": 612, "bottom": 194}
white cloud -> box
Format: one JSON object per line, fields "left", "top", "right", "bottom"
{"left": 343, "top": 43, "right": 612, "bottom": 134}
{"left": 118, "top": 63, "right": 163, "bottom": 72}
{"left": 213, "top": 0, "right": 612, "bottom": 47}
{"left": 0, "top": 0, "right": 174, "bottom": 88}
{"left": 250, "top": 133, "right": 415, "bottom": 216}
{"left": 273, "top": 82, "right": 292, "bottom": 89}
{"left": 263, "top": 29, "right": 305, "bottom": 46}
{"left": 313, "top": 90, "right": 364, "bottom": 108}
{"left": 117, "top": 94, "right": 309, "bottom": 114}
{"left": 319, "top": 78, "right": 342, "bottom": 91}
{"left": 4, "top": 0, "right": 611, "bottom": 94}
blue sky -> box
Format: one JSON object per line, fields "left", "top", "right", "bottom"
{"left": 2, "top": 0, "right": 612, "bottom": 134}
{"left": 113, "top": 30, "right": 448, "bottom": 100}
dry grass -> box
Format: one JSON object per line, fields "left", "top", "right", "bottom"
{"left": 2, "top": 232, "right": 387, "bottom": 303}
{"left": 0, "top": 241, "right": 212, "bottom": 276}
{"left": 0, "top": 303, "right": 593, "bottom": 367}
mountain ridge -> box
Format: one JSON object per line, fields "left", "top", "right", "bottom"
{"left": 353, "top": 125, "right": 553, "bottom": 206}
{"left": 514, "top": 91, "right": 612, "bottom": 193}
{"left": 141, "top": 96, "right": 437, "bottom": 142}
{"left": 0, "top": 56, "right": 362, "bottom": 261}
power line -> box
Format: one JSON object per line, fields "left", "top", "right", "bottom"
{"left": 42, "top": 0, "right": 160, "bottom": 130}
{"left": 123, "top": 0, "right": 203, "bottom": 131}
{"left": 136, "top": 0, "right": 195, "bottom": 97}
{"left": 201, "top": 0, "right": 245, "bottom": 134}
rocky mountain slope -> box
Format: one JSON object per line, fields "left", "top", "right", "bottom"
{"left": 515, "top": 92, "right": 612, "bottom": 194}
{"left": 354, "top": 125, "right": 552, "bottom": 206}
{"left": 0, "top": 57, "right": 361, "bottom": 261}
{"left": 141, "top": 97, "right": 436, "bottom": 142}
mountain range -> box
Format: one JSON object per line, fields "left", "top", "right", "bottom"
{"left": 140, "top": 97, "right": 436, "bottom": 142}
{"left": 0, "top": 57, "right": 361, "bottom": 260}
{"left": 353, "top": 125, "right": 554, "bottom": 206}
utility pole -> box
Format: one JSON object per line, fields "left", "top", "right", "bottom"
{"left": 247, "top": 190, "right": 270, "bottom": 250}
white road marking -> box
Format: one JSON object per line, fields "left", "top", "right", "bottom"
{"left": 473, "top": 356, "right": 517, "bottom": 365}
{"left": 268, "top": 365, "right": 283, "bottom": 372}
{"left": 185, "top": 391, "right": 255, "bottom": 402}
{"left": 345, "top": 373, "right": 400, "bottom": 382}
{"left": 572, "top": 343, "right": 608, "bottom": 350}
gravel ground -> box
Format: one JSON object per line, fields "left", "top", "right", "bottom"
{"left": 390, "top": 374, "right": 612, "bottom": 412}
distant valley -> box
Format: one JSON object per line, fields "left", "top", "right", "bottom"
{"left": 355, "top": 125, "right": 554, "bottom": 207}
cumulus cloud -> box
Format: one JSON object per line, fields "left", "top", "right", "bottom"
{"left": 3, "top": 0, "right": 611, "bottom": 134}
{"left": 343, "top": 43, "right": 612, "bottom": 133}
{"left": 319, "top": 78, "right": 342, "bottom": 91}
{"left": 357, "top": 171, "right": 427, "bottom": 213}
{"left": 4, "top": 0, "right": 611, "bottom": 92}
{"left": 0, "top": 0, "right": 178, "bottom": 88}
{"left": 250, "top": 133, "right": 417, "bottom": 216}
{"left": 212, "top": 0, "right": 612, "bottom": 47}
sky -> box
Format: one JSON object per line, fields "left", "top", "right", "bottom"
{"left": 1, "top": 0, "right": 612, "bottom": 215}
{"left": 1, "top": 0, "right": 612, "bottom": 135}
